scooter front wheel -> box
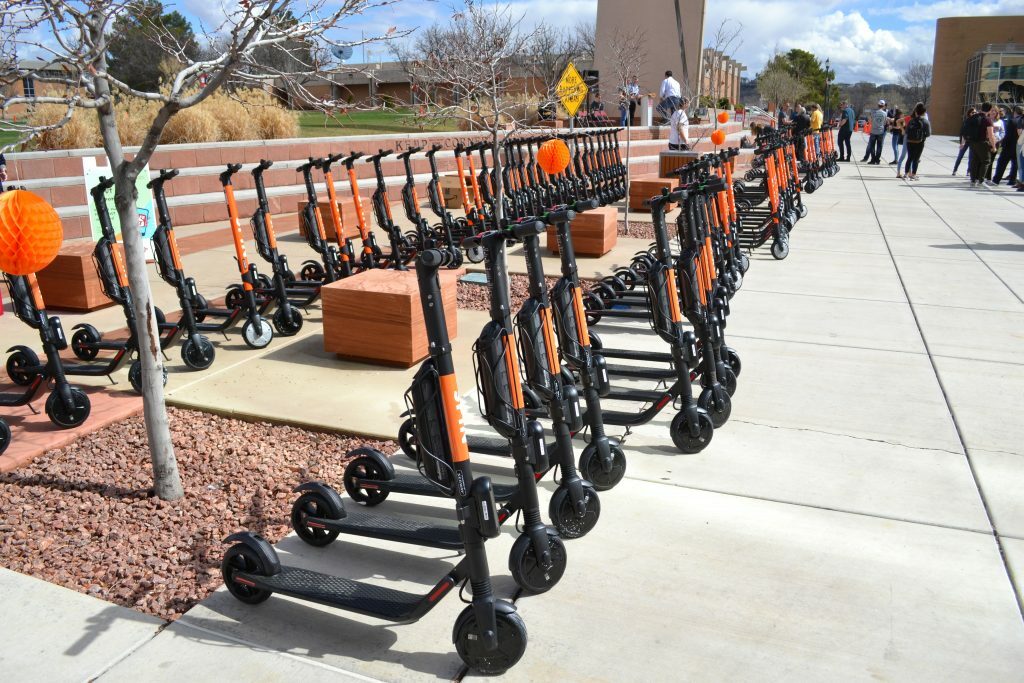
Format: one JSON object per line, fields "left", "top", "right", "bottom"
{"left": 221, "top": 544, "right": 273, "bottom": 605}
{"left": 0, "top": 418, "right": 9, "bottom": 455}
{"left": 453, "top": 604, "right": 527, "bottom": 675}
{"left": 128, "top": 360, "right": 168, "bottom": 394}
{"left": 242, "top": 317, "right": 274, "bottom": 349}
{"left": 771, "top": 238, "right": 789, "bottom": 260}
{"left": 45, "top": 387, "right": 91, "bottom": 429}
{"left": 670, "top": 409, "right": 714, "bottom": 454}
{"left": 508, "top": 530, "right": 566, "bottom": 594}
{"left": 548, "top": 484, "right": 600, "bottom": 539}
{"left": 71, "top": 327, "right": 101, "bottom": 361}
{"left": 398, "top": 418, "right": 418, "bottom": 461}
{"left": 181, "top": 335, "right": 216, "bottom": 370}
{"left": 722, "top": 346, "right": 742, "bottom": 377}
{"left": 291, "top": 492, "right": 341, "bottom": 547}
{"left": 578, "top": 442, "right": 627, "bottom": 491}
{"left": 6, "top": 348, "right": 41, "bottom": 386}
{"left": 272, "top": 308, "right": 304, "bottom": 336}
{"left": 698, "top": 386, "right": 732, "bottom": 428}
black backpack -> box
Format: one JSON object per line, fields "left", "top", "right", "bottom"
{"left": 962, "top": 113, "right": 986, "bottom": 143}
{"left": 906, "top": 117, "right": 928, "bottom": 143}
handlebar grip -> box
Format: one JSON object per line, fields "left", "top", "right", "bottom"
{"left": 257, "top": 159, "right": 273, "bottom": 170}
{"left": 162, "top": 168, "right": 180, "bottom": 180}
{"left": 418, "top": 248, "right": 449, "bottom": 268}
{"left": 573, "top": 199, "right": 599, "bottom": 213}
{"left": 513, "top": 219, "right": 546, "bottom": 239}
{"left": 408, "top": 146, "right": 423, "bottom": 154}
{"left": 328, "top": 152, "right": 345, "bottom": 163}
{"left": 703, "top": 176, "right": 727, "bottom": 193}
{"left": 544, "top": 209, "right": 575, "bottom": 225}
{"left": 96, "top": 176, "right": 115, "bottom": 191}
{"left": 227, "top": 163, "right": 243, "bottom": 173}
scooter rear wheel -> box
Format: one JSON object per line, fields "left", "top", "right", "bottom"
{"left": 771, "top": 238, "right": 789, "bottom": 260}
{"left": 670, "top": 410, "right": 714, "bottom": 454}
{"left": 45, "top": 388, "right": 91, "bottom": 429}
{"left": 181, "top": 335, "right": 216, "bottom": 370}
{"left": 548, "top": 484, "right": 600, "bottom": 539}
{"left": 242, "top": 317, "right": 274, "bottom": 349}
{"left": 272, "top": 308, "right": 304, "bottom": 336}
{"left": 71, "top": 327, "right": 101, "bottom": 361}
{"left": 221, "top": 544, "right": 272, "bottom": 605}
{"left": 453, "top": 605, "right": 528, "bottom": 675}
{"left": 6, "top": 348, "right": 41, "bottom": 386}
{"left": 291, "top": 492, "right": 341, "bottom": 547}
{"left": 0, "top": 418, "right": 11, "bottom": 455}
{"left": 343, "top": 456, "right": 390, "bottom": 506}
{"left": 698, "top": 387, "right": 732, "bottom": 428}
{"left": 723, "top": 346, "right": 742, "bottom": 377}
{"left": 225, "top": 286, "right": 245, "bottom": 310}
{"left": 508, "top": 530, "right": 566, "bottom": 594}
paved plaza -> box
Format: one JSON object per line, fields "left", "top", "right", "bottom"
{"left": 1, "top": 135, "right": 1023, "bottom": 680}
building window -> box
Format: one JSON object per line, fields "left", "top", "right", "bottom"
{"left": 22, "top": 76, "right": 35, "bottom": 97}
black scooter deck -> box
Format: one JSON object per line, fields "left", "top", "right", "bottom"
{"left": 239, "top": 567, "right": 422, "bottom": 620}
{"left": 335, "top": 509, "right": 463, "bottom": 550}
{"left": 385, "top": 470, "right": 519, "bottom": 500}
{"left": 599, "top": 348, "right": 672, "bottom": 363}
{"left": 604, "top": 363, "right": 675, "bottom": 380}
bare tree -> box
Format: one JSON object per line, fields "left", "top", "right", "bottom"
{"left": 693, "top": 19, "right": 743, "bottom": 143}
{"left": 518, "top": 25, "right": 586, "bottom": 111}
{"left": 757, "top": 67, "right": 803, "bottom": 122}
{"left": 602, "top": 27, "right": 646, "bottom": 231}
{"left": 574, "top": 20, "right": 595, "bottom": 63}
{"left": 0, "top": 0, "right": 399, "bottom": 500}
{"left": 397, "top": 0, "right": 537, "bottom": 222}
{"left": 899, "top": 61, "right": 932, "bottom": 106}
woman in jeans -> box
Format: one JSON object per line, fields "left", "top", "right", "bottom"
{"left": 889, "top": 108, "right": 904, "bottom": 166}
{"left": 903, "top": 102, "right": 930, "bottom": 180}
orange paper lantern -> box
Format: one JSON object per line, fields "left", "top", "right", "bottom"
{"left": 0, "top": 190, "right": 64, "bottom": 275}
{"left": 711, "top": 129, "right": 726, "bottom": 146}
{"left": 717, "top": 111, "right": 729, "bottom": 124}
{"left": 536, "top": 139, "right": 571, "bottom": 175}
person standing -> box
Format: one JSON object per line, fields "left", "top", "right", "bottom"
{"left": 889, "top": 108, "right": 904, "bottom": 166}
{"left": 658, "top": 70, "right": 681, "bottom": 123}
{"left": 1016, "top": 106, "right": 1024, "bottom": 190}
{"left": 618, "top": 91, "right": 629, "bottom": 127}
{"left": 902, "top": 103, "right": 930, "bottom": 181}
{"left": 626, "top": 77, "right": 641, "bottom": 126}
{"left": 668, "top": 98, "right": 690, "bottom": 150}
{"left": 967, "top": 102, "right": 996, "bottom": 187}
{"left": 988, "top": 108, "right": 1006, "bottom": 182}
{"left": 993, "top": 106, "right": 1019, "bottom": 185}
{"left": 952, "top": 107, "right": 977, "bottom": 176}
{"left": 837, "top": 100, "right": 855, "bottom": 161}
{"left": 862, "top": 99, "right": 888, "bottom": 164}
{"left": 0, "top": 153, "right": 7, "bottom": 192}
{"left": 792, "top": 104, "right": 811, "bottom": 160}
{"left": 809, "top": 103, "right": 823, "bottom": 155}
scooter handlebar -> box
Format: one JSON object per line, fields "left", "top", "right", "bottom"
{"left": 425, "top": 144, "right": 443, "bottom": 157}
{"left": 342, "top": 151, "right": 365, "bottom": 167}
{"left": 219, "top": 163, "right": 243, "bottom": 185}
{"left": 544, "top": 209, "right": 576, "bottom": 225}
{"left": 572, "top": 199, "right": 599, "bottom": 213}
{"left": 365, "top": 149, "right": 393, "bottom": 163}
{"left": 418, "top": 248, "right": 455, "bottom": 268}
{"left": 512, "top": 219, "right": 546, "bottom": 239}
{"left": 396, "top": 146, "right": 423, "bottom": 159}
{"left": 146, "top": 168, "right": 179, "bottom": 188}
{"left": 94, "top": 175, "right": 115, "bottom": 192}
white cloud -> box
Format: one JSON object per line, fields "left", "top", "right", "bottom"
{"left": 870, "top": 0, "right": 1024, "bottom": 23}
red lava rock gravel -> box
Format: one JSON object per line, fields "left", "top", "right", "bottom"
{"left": 618, "top": 220, "right": 656, "bottom": 240}
{"left": 457, "top": 274, "right": 591, "bottom": 311}
{"left": 0, "top": 407, "right": 395, "bottom": 621}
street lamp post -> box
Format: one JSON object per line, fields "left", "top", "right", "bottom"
{"left": 823, "top": 57, "right": 831, "bottom": 122}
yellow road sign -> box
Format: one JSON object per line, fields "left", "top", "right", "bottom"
{"left": 555, "top": 62, "right": 588, "bottom": 117}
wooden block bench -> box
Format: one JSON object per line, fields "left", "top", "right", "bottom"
{"left": 659, "top": 150, "right": 701, "bottom": 178}
{"left": 546, "top": 206, "right": 617, "bottom": 257}
{"left": 322, "top": 267, "right": 462, "bottom": 367}
{"left": 36, "top": 241, "right": 117, "bottom": 312}
{"left": 297, "top": 199, "right": 368, "bottom": 242}
{"left": 439, "top": 175, "right": 475, "bottom": 206}
{"left": 629, "top": 175, "right": 681, "bottom": 212}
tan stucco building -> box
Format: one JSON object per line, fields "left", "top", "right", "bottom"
{"left": 594, "top": 0, "right": 708, "bottom": 100}
{"left": 930, "top": 16, "right": 1024, "bottom": 135}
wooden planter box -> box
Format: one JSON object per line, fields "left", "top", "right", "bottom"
{"left": 36, "top": 241, "right": 117, "bottom": 312}
{"left": 546, "top": 206, "right": 617, "bottom": 257}
{"left": 629, "top": 175, "right": 680, "bottom": 212}
{"left": 297, "top": 199, "right": 367, "bottom": 242}
{"left": 659, "top": 150, "right": 701, "bottom": 178}
{"left": 322, "top": 268, "right": 463, "bottom": 367}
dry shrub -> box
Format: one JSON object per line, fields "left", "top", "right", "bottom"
{"left": 237, "top": 89, "right": 298, "bottom": 139}
{"left": 26, "top": 105, "right": 100, "bottom": 150}
{"left": 203, "top": 94, "right": 259, "bottom": 141}
{"left": 116, "top": 98, "right": 161, "bottom": 146}
{"left": 160, "top": 106, "right": 220, "bottom": 144}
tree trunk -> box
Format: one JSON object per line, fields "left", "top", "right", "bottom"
{"left": 491, "top": 129, "right": 504, "bottom": 223}
{"left": 94, "top": 95, "right": 184, "bottom": 501}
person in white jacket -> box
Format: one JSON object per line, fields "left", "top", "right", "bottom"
{"left": 658, "top": 70, "right": 681, "bottom": 122}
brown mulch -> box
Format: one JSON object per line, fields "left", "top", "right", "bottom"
{"left": 0, "top": 407, "right": 395, "bottom": 622}
{"left": 618, "top": 220, "right": 656, "bottom": 240}
{"left": 457, "top": 274, "right": 593, "bottom": 312}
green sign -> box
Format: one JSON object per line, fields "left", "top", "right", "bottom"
{"left": 83, "top": 159, "right": 155, "bottom": 241}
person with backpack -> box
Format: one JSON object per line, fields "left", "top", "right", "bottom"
{"left": 902, "top": 102, "right": 931, "bottom": 181}
{"left": 967, "top": 102, "right": 997, "bottom": 187}
{"left": 861, "top": 99, "right": 888, "bottom": 164}
{"left": 952, "top": 107, "right": 977, "bottom": 176}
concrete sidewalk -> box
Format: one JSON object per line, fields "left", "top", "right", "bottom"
{"left": 3, "top": 135, "right": 1023, "bottom": 681}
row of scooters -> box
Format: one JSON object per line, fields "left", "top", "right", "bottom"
{"left": 216, "top": 128, "right": 837, "bottom": 673}
{"left": 0, "top": 129, "right": 628, "bottom": 456}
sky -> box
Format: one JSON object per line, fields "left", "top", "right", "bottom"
{"left": 163, "top": 0, "right": 1024, "bottom": 84}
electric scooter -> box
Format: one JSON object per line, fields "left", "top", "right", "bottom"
{"left": 221, "top": 248, "right": 528, "bottom": 676}
{"left": 4, "top": 273, "right": 92, "bottom": 426}
{"left": 366, "top": 149, "right": 415, "bottom": 269}
{"left": 340, "top": 151, "right": 385, "bottom": 271}
{"left": 295, "top": 158, "right": 344, "bottom": 284}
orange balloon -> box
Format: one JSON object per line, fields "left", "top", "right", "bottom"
{"left": 536, "top": 139, "right": 571, "bottom": 175}
{"left": 717, "top": 111, "right": 729, "bottom": 124}
{"left": 0, "top": 190, "right": 64, "bottom": 275}
{"left": 711, "top": 129, "right": 726, "bottom": 146}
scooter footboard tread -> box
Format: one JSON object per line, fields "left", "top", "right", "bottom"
{"left": 250, "top": 568, "right": 422, "bottom": 620}
{"left": 338, "top": 509, "right": 463, "bottom": 547}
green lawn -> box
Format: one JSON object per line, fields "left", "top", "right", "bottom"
{"left": 298, "top": 109, "right": 459, "bottom": 138}
{"left": 0, "top": 128, "right": 24, "bottom": 151}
